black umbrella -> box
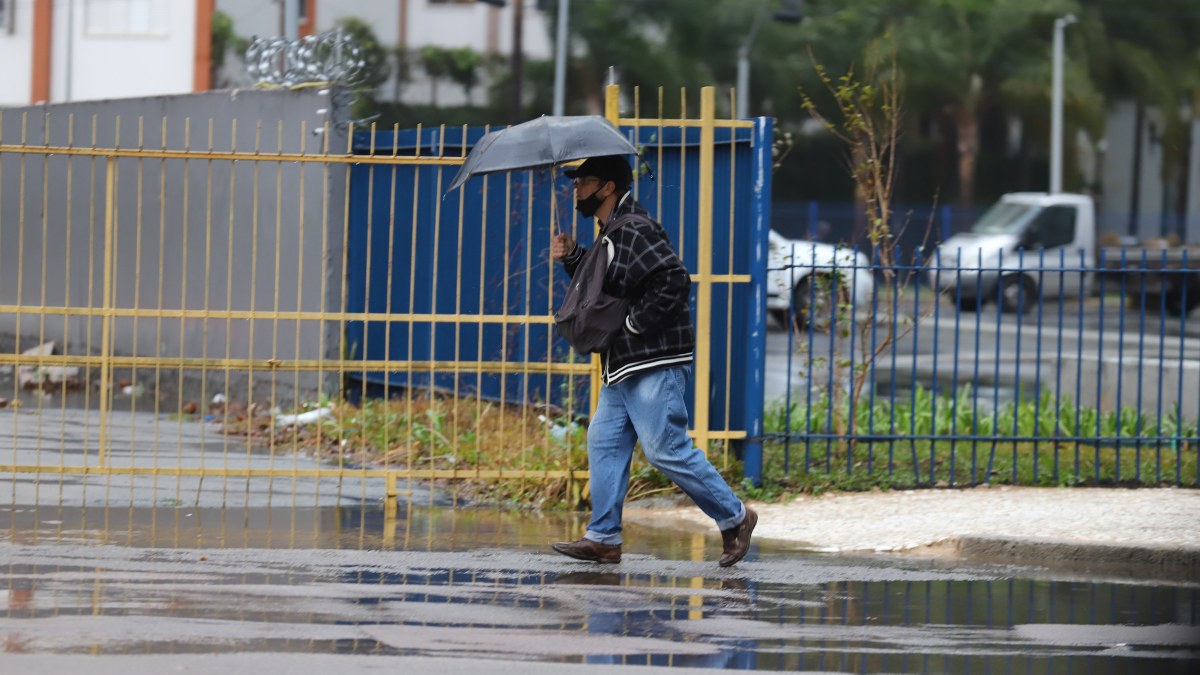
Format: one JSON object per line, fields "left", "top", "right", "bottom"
{"left": 446, "top": 115, "right": 639, "bottom": 193}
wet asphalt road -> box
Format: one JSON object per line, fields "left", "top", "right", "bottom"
{"left": 2, "top": 504, "right": 1198, "bottom": 673}
{"left": 765, "top": 296, "right": 1200, "bottom": 405}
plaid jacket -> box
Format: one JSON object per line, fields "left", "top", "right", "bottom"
{"left": 561, "top": 195, "right": 695, "bottom": 384}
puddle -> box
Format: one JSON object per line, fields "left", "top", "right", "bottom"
{"left": 2, "top": 504, "right": 1198, "bottom": 672}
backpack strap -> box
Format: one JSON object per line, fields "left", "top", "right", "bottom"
{"left": 601, "top": 212, "right": 649, "bottom": 237}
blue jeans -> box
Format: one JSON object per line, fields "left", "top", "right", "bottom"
{"left": 583, "top": 365, "right": 745, "bottom": 545}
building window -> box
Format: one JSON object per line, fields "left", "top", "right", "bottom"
{"left": 0, "top": 0, "right": 14, "bottom": 34}
{"left": 85, "top": 0, "right": 170, "bottom": 37}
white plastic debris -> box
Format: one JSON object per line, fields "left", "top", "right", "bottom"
{"left": 538, "top": 414, "right": 581, "bottom": 441}
{"left": 17, "top": 342, "right": 80, "bottom": 388}
{"left": 211, "top": 393, "right": 227, "bottom": 405}
{"left": 275, "top": 407, "right": 332, "bottom": 427}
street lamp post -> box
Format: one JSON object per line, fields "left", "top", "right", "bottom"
{"left": 1050, "top": 13, "right": 1077, "bottom": 194}
{"left": 553, "top": 0, "right": 569, "bottom": 116}
{"left": 736, "top": 4, "right": 769, "bottom": 119}
{"left": 736, "top": 0, "right": 803, "bottom": 118}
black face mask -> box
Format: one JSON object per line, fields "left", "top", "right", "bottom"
{"left": 575, "top": 192, "right": 605, "bottom": 217}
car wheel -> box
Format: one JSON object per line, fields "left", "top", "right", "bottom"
{"left": 954, "top": 293, "right": 980, "bottom": 312}
{"left": 768, "top": 309, "right": 788, "bottom": 329}
{"left": 1164, "top": 290, "right": 1200, "bottom": 317}
{"left": 999, "top": 274, "right": 1037, "bottom": 314}
{"left": 792, "top": 275, "right": 845, "bottom": 333}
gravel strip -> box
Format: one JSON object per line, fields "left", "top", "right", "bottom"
{"left": 627, "top": 486, "right": 1200, "bottom": 555}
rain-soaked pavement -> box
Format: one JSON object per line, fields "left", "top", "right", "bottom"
{"left": 2, "top": 502, "right": 1198, "bottom": 673}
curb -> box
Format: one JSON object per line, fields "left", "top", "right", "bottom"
{"left": 950, "top": 536, "right": 1200, "bottom": 581}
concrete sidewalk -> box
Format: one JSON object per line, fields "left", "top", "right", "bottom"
{"left": 626, "top": 485, "right": 1200, "bottom": 577}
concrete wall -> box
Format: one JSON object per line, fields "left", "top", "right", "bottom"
{"left": 0, "top": 88, "right": 351, "bottom": 406}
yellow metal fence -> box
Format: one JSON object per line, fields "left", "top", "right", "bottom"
{"left": 0, "top": 85, "right": 752, "bottom": 511}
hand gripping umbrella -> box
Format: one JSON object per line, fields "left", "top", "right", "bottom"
{"left": 445, "top": 115, "right": 639, "bottom": 194}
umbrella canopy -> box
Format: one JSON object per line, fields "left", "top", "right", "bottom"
{"left": 446, "top": 115, "right": 638, "bottom": 193}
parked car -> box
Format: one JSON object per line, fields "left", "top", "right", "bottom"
{"left": 766, "top": 229, "right": 875, "bottom": 332}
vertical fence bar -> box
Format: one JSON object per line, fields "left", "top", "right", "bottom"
{"left": 1115, "top": 249, "right": 1129, "bottom": 481}
{"left": 948, "top": 248, "right": 963, "bottom": 483}
{"left": 1134, "top": 248, "right": 1148, "bottom": 480}
{"left": 1180, "top": 250, "right": 1190, "bottom": 486}
{"left": 970, "top": 248, "right": 984, "bottom": 482}
{"left": 1052, "top": 249, "right": 1067, "bottom": 484}
{"left": 97, "top": 156, "right": 117, "bottom": 466}
{"left": 866, "top": 247, "right": 882, "bottom": 477}
{"left": 806, "top": 241, "right": 816, "bottom": 468}
{"left": 822, "top": 246, "right": 834, "bottom": 471}
{"left": 13, "top": 112, "right": 27, "bottom": 478}
{"left": 986, "top": 249, "right": 1004, "bottom": 483}
{"left": 406, "top": 126, "right": 423, "bottom": 486}
{"left": 1153, "top": 250, "right": 1167, "bottom": 482}
{"left": 845, "top": 246, "right": 859, "bottom": 475}
{"left": 1012, "top": 250, "right": 1024, "bottom": 482}
{"left": 1073, "top": 248, "right": 1085, "bottom": 483}
{"left": 1095, "top": 248, "right": 1107, "bottom": 483}
{"left": 928, "top": 247, "right": 941, "bottom": 482}
{"left": 909, "top": 249, "right": 922, "bottom": 484}
{"left": 694, "top": 86, "right": 716, "bottom": 454}
{"left": 887, "top": 246, "right": 900, "bottom": 475}
{"left": 36, "top": 113, "right": 50, "bottom": 486}
{"left": 1032, "top": 249, "right": 1046, "bottom": 484}
{"left": 742, "top": 116, "right": 771, "bottom": 486}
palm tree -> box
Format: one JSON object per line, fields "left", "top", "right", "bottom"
{"left": 881, "top": 0, "right": 1081, "bottom": 206}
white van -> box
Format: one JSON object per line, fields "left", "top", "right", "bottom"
{"left": 927, "top": 192, "right": 1096, "bottom": 313}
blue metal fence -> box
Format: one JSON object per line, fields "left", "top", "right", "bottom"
{"left": 342, "top": 121, "right": 771, "bottom": 452}
{"left": 765, "top": 244, "right": 1200, "bottom": 487}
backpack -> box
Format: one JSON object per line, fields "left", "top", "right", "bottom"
{"left": 554, "top": 215, "right": 638, "bottom": 355}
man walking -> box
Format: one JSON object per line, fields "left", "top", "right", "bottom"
{"left": 550, "top": 155, "right": 757, "bottom": 567}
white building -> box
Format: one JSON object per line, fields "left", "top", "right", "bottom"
{"left": 0, "top": 0, "right": 214, "bottom": 107}
{"left": 216, "top": 0, "right": 553, "bottom": 106}
{"left": 0, "top": 0, "right": 552, "bottom": 109}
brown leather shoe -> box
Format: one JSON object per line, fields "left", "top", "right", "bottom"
{"left": 718, "top": 507, "right": 758, "bottom": 567}
{"left": 552, "top": 538, "right": 621, "bottom": 563}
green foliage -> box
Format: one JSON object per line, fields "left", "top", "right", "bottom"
{"left": 756, "top": 385, "right": 1199, "bottom": 492}
{"left": 210, "top": 10, "right": 249, "bottom": 87}
{"left": 325, "top": 17, "right": 391, "bottom": 121}
{"left": 421, "top": 46, "right": 483, "bottom": 105}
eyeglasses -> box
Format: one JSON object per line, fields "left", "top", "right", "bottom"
{"left": 572, "top": 176, "right": 601, "bottom": 187}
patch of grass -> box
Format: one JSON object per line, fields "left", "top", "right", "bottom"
{"left": 220, "top": 392, "right": 685, "bottom": 510}
{"left": 758, "top": 385, "right": 1199, "bottom": 492}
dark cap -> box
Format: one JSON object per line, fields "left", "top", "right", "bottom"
{"left": 564, "top": 155, "right": 633, "bottom": 191}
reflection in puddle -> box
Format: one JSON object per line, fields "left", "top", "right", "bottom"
{"left": 2, "top": 504, "right": 1198, "bottom": 672}
{"left": 2, "top": 503, "right": 593, "bottom": 552}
